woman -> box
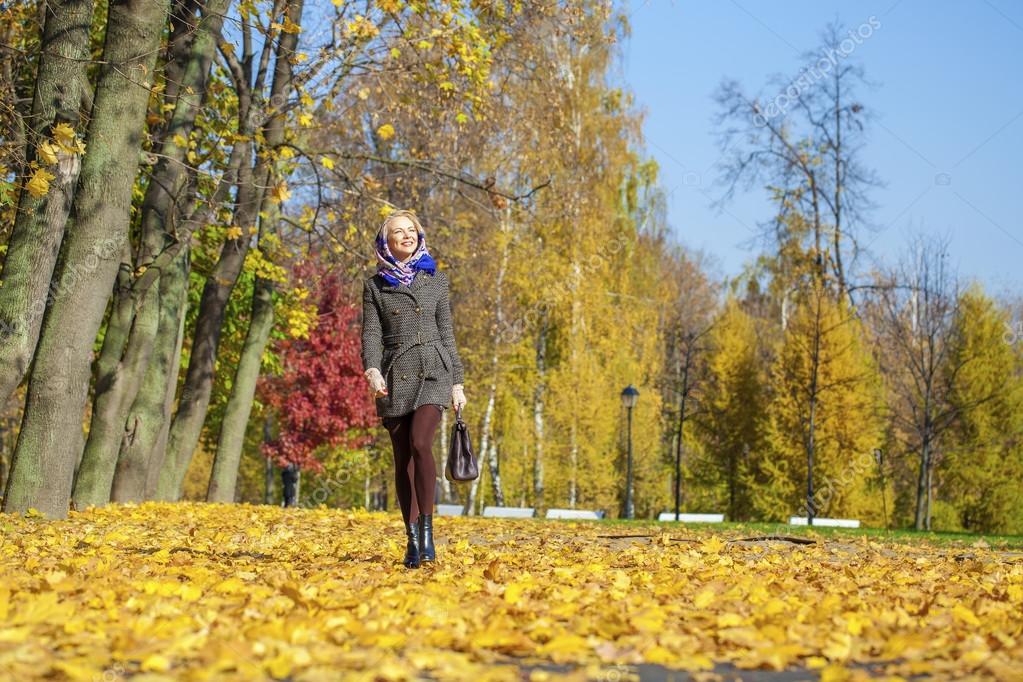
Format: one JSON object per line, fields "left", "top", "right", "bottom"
{"left": 360, "top": 209, "right": 467, "bottom": 569}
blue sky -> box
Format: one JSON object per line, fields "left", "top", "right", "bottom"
{"left": 614, "top": 0, "right": 1023, "bottom": 296}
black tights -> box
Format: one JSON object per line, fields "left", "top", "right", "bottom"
{"left": 382, "top": 403, "right": 443, "bottom": 524}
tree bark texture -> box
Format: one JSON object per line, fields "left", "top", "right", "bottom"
{"left": 3, "top": 0, "right": 173, "bottom": 518}
{"left": 0, "top": 0, "right": 93, "bottom": 406}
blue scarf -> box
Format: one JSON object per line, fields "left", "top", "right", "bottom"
{"left": 375, "top": 227, "right": 436, "bottom": 287}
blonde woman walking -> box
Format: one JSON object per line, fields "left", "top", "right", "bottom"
{"left": 361, "top": 210, "right": 467, "bottom": 568}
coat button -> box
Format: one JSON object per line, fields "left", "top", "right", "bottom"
{"left": 401, "top": 374, "right": 407, "bottom": 380}
{"left": 418, "top": 371, "right": 424, "bottom": 377}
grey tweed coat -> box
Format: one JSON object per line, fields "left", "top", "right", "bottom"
{"left": 361, "top": 269, "right": 465, "bottom": 419}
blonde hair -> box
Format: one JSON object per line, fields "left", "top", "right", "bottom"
{"left": 378, "top": 209, "right": 424, "bottom": 242}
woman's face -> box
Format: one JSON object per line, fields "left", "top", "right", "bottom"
{"left": 386, "top": 217, "right": 419, "bottom": 262}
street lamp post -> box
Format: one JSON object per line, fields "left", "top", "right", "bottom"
{"left": 621, "top": 385, "right": 639, "bottom": 519}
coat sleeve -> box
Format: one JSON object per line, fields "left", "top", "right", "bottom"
{"left": 436, "top": 271, "right": 465, "bottom": 384}
{"left": 361, "top": 278, "right": 383, "bottom": 373}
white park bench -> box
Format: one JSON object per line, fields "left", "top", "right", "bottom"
{"left": 545, "top": 508, "right": 606, "bottom": 520}
{"left": 657, "top": 512, "right": 725, "bottom": 523}
{"left": 436, "top": 504, "right": 465, "bottom": 516}
{"left": 788, "top": 516, "right": 860, "bottom": 528}
{"left": 482, "top": 506, "right": 536, "bottom": 518}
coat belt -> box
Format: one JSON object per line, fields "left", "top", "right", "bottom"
{"left": 381, "top": 332, "right": 445, "bottom": 410}
{"left": 382, "top": 331, "right": 442, "bottom": 349}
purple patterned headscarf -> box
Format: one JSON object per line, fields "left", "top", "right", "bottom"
{"left": 375, "top": 223, "right": 436, "bottom": 287}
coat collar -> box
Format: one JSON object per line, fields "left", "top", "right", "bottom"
{"left": 376, "top": 270, "right": 435, "bottom": 294}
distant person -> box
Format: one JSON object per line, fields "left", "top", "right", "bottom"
{"left": 281, "top": 461, "right": 299, "bottom": 507}
{"left": 360, "top": 210, "right": 467, "bottom": 568}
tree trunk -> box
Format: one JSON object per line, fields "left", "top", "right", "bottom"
{"left": 438, "top": 408, "right": 451, "bottom": 502}
{"left": 462, "top": 444, "right": 481, "bottom": 515}
{"left": 2, "top": 0, "right": 173, "bottom": 518}
{"left": 533, "top": 311, "right": 548, "bottom": 510}
{"left": 159, "top": 0, "right": 304, "bottom": 501}
{"left": 925, "top": 460, "right": 933, "bottom": 531}
{"left": 0, "top": 0, "right": 92, "bottom": 406}
{"left": 477, "top": 211, "right": 509, "bottom": 507}
{"left": 72, "top": 262, "right": 161, "bottom": 506}
{"left": 674, "top": 341, "right": 691, "bottom": 518}
{"left": 473, "top": 454, "right": 486, "bottom": 515}
{"left": 831, "top": 66, "right": 848, "bottom": 299}
{"left": 156, "top": 170, "right": 254, "bottom": 501}
{"left": 109, "top": 247, "right": 190, "bottom": 501}
{"left": 487, "top": 438, "right": 502, "bottom": 507}
{"left": 207, "top": 276, "right": 274, "bottom": 502}
{"left": 477, "top": 385, "right": 505, "bottom": 506}
{"left": 805, "top": 286, "right": 822, "bottom": 525}
{"left": 915, "top": 433, "right": 931, "bottom": 530}
{"left": 71, "top": 0, "right": 230, "bottom": 508}
{"left": 263, "top": 415, "right": 274, "bottom": 504}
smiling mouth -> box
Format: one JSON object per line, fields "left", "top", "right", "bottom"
{"left": 401, "top": 241, "right": 413, "bottom": 246}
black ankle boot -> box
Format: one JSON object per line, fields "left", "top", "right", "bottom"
{"left": 403, "top": 518, "right": 421, "bottom": 568}
{"left": 418, "top": 513, "right": 435, "bottom": 562}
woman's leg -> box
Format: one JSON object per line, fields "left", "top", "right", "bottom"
{"left": 409, "top": 404, "right": 443, "bottom": 516}
{"left": 382, "top": 413, "right": 418, "bottom": 524}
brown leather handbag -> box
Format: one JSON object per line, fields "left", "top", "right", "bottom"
{"left": 445, "top": 406, "right": 478, "bottom": 481}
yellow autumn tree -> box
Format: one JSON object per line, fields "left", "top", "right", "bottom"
{"left": 938, "top": 284, "right": 1023, "bottom": 534}
{"left": 441, "top": 2, "right": 664, "bottom": 518}
{"left": 691, "top": 296, "right": 766, "bottom": 521}
{"left": 752, "top": 281, "right": 886, "bottom": 523}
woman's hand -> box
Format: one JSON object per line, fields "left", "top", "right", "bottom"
{"left": 364, "top": 367, "right": 388, "bottom": 398}
{"left": 452, "top": 384, "right": 466, "bottom": 411}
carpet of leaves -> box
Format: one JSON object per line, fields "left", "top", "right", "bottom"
{"left": 1, "top": 502, "right": 1022, "bottom": 681}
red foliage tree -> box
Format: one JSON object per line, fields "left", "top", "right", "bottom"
{"left": 259, "top": 261, "right": 376, "bottom": 473}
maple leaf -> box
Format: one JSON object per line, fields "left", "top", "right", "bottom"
{"left": 269, "top": 181, "right": 291, "bottom": 204}
{"left": 52, "top": 123, "right": 77, "bottom": 148}
{"left": 24, "top": 168, "right": 55, "bottom": 198}
{"left": 36, "top": 141, "right": 59, "bottom": 165}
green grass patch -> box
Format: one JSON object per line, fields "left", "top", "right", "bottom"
{"left": 525, "top": 516, "right": 1023, "bottom": 550}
